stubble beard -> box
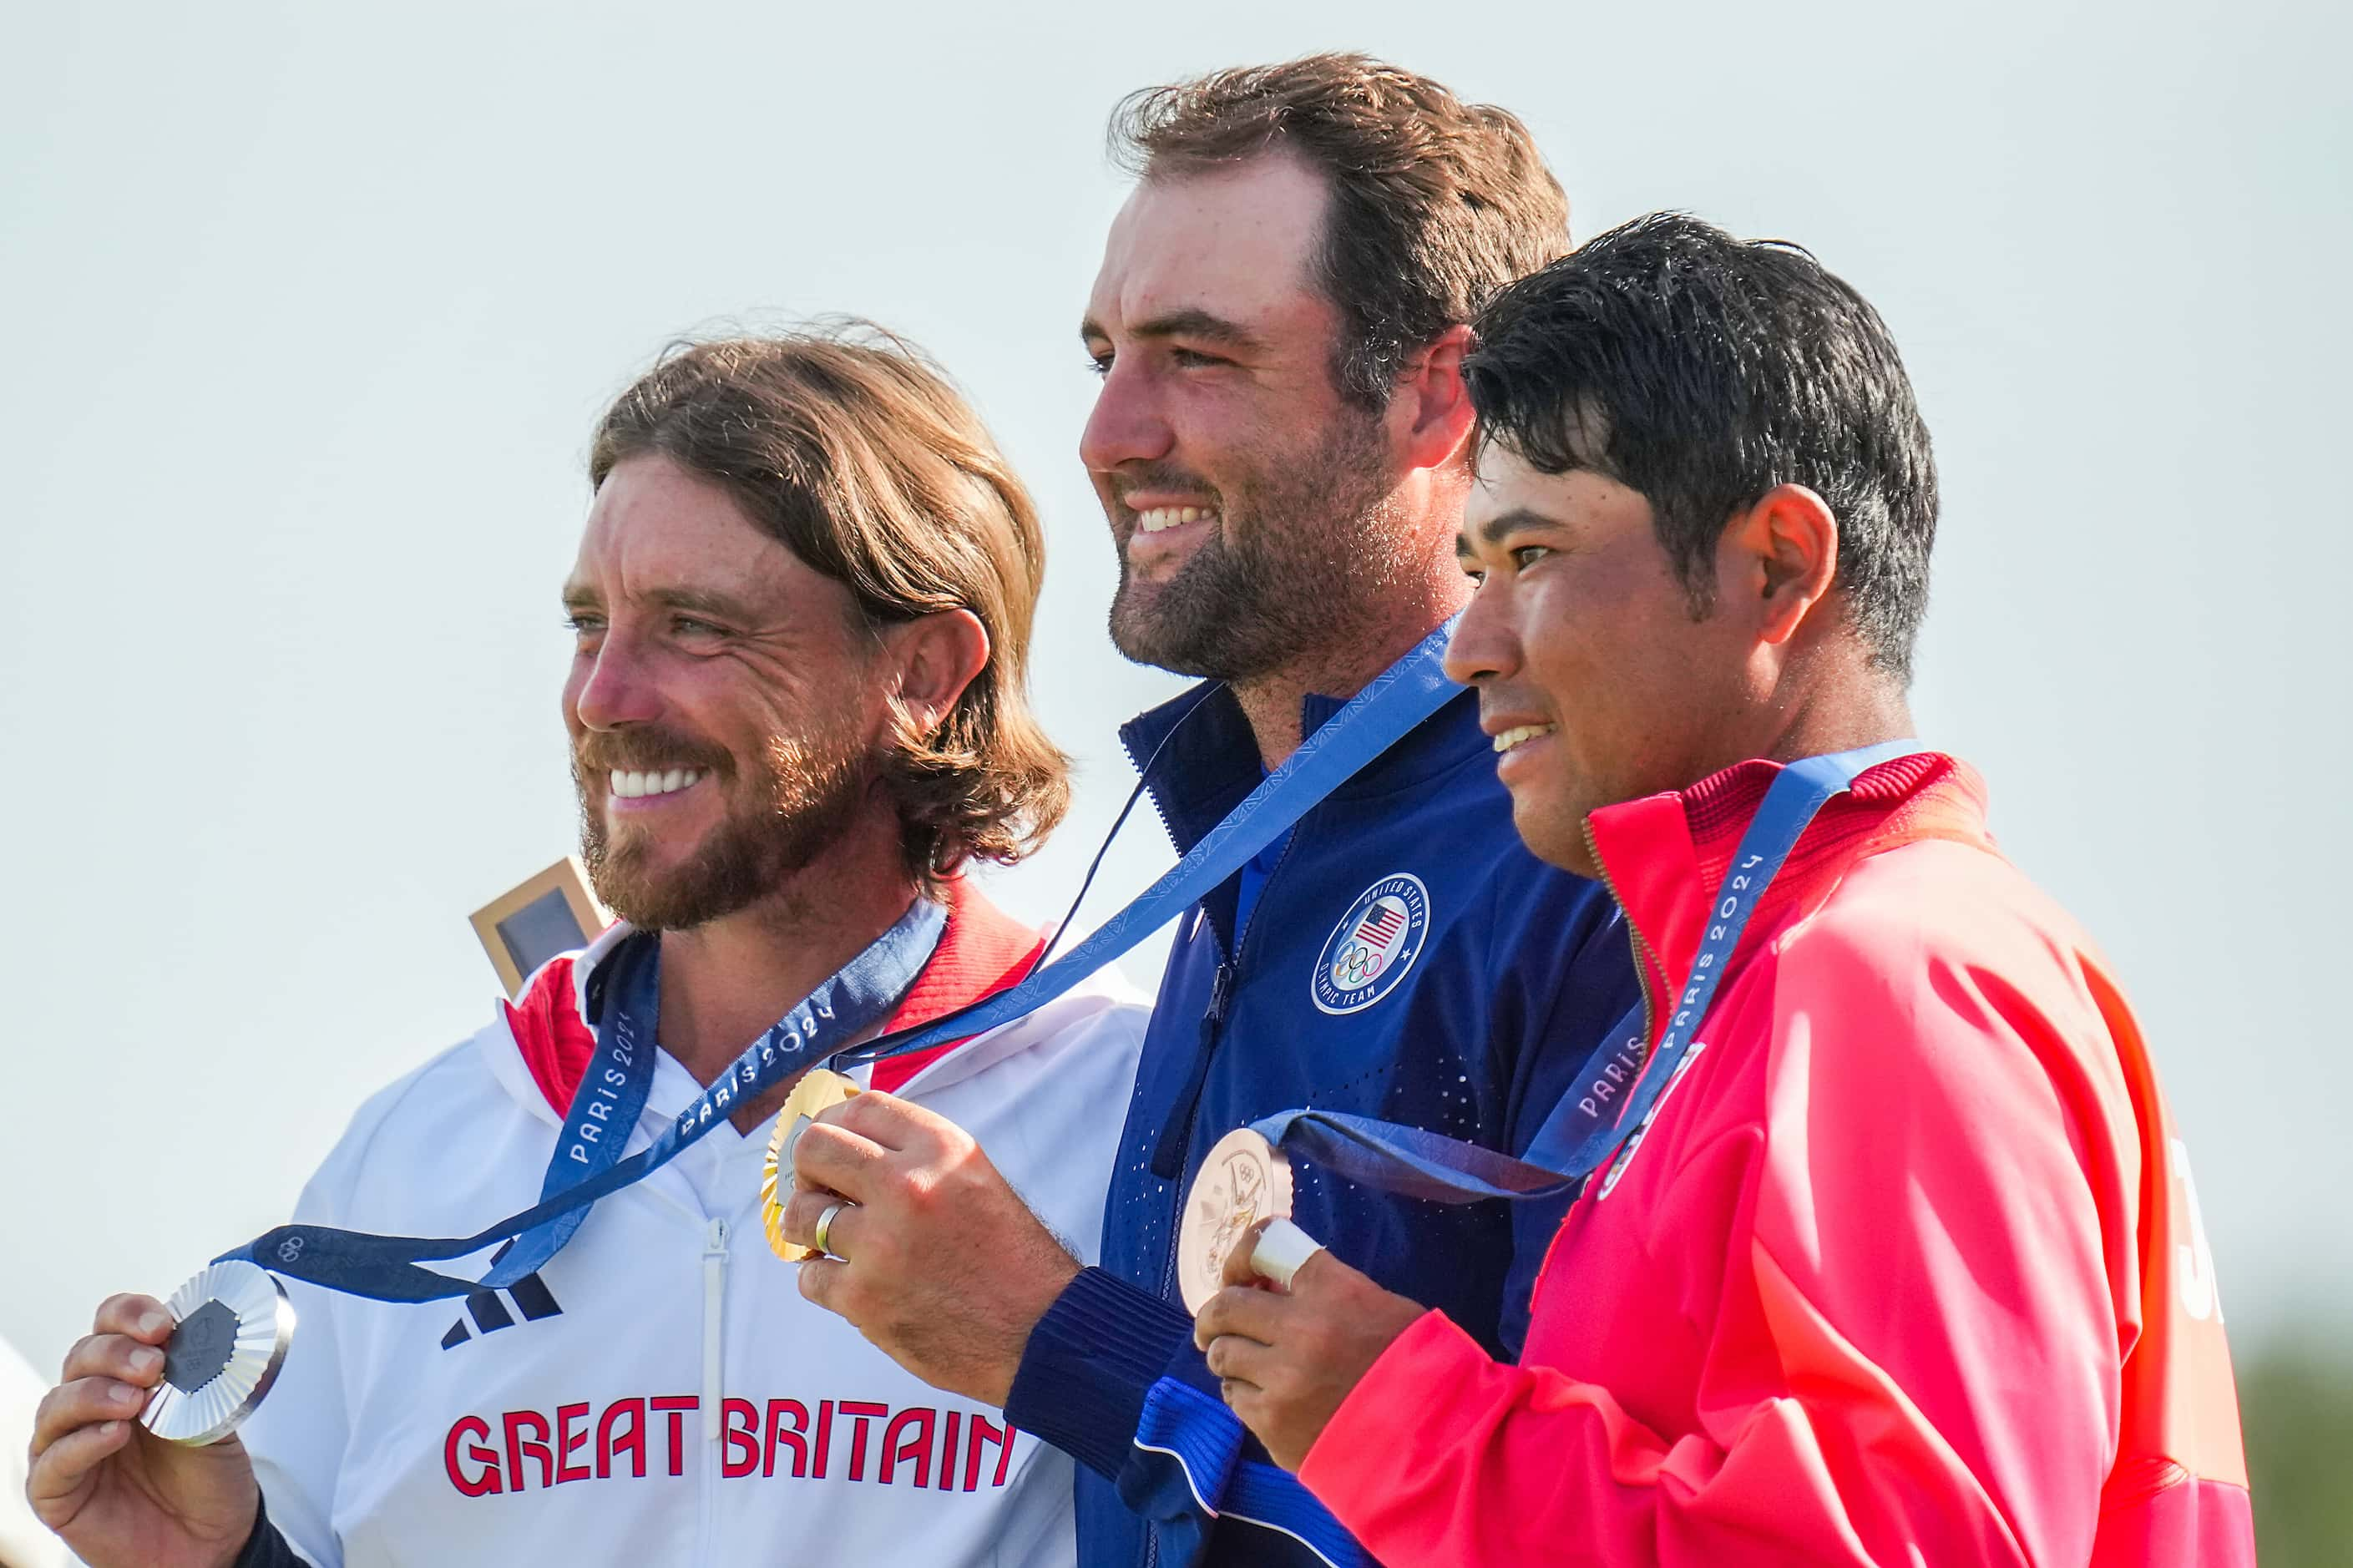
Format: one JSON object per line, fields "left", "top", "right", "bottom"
{"left": 576, "top": 724, "right": 875, "bottom": 933}
{"left": 1106, "top": 407, "right": 1407, "bottom": 682}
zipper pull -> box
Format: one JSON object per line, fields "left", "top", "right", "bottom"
{"left": 701, "top": 1218, "right": 728, "bottom": 1444}
{"left": 1150, "top": 960, "right": 1237, "bottom": 1182}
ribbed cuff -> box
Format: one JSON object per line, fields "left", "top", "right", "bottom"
{"left": 1005, "top": 1265, "right": 1196, "bottom": 1479}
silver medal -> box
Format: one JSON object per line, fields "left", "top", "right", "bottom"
{"left": 138, "top": 1261, "right": 295, "bottom": 1446}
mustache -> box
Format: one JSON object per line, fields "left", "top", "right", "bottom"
{"left": 1108, "top": 464, "right": 1221, "bottom": 511}
{"left": 574, "top": 728, "right": 731, "bottom": 777}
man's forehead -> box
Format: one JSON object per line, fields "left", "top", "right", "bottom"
{"left": 1086, "top": 155, "right": 1329, "bottom": 336}
{"left": 568, "top": 456, "right": 799, "bottom": 609}
{"left": 1464, "top": 447, "right": 1652, "bottom": 540}
{"left": 1467, "top": 443, "right": 1552, "bottom": 513}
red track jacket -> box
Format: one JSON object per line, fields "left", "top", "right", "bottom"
{"left": 1300, "top": 753, "right": 2254, "bottom": 1565}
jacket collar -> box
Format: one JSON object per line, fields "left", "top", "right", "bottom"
{"left": 501, "top": 877, "right": 1046, "bottom": 1115}
{"left": 1586, "top": 751, "right": 1993, "bottom": 1025}
{"left": 1117, "top": 679, "right": 1488, "bottom": 859}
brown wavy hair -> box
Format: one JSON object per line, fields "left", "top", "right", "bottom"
{"left": 1111, "top": 53, "right": 1570, "bottom": 409}
{"left": 588, "top": 325, "right": 1070, "bottom": 891}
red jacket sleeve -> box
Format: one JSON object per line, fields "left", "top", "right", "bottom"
{"left": 1299, "top": 894, "right": 2143, "bottom": 1567}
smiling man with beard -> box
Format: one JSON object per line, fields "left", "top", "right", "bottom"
{"left": 28, "top": 328, "right": 1147, "bottom": 1568}
{"left": 774, "top": 56, "right": 1642, "bottom": 1568}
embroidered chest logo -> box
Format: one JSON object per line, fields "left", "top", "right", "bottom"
{"left": 1311, "top": 873, "right": 1430, "bottom": 1015}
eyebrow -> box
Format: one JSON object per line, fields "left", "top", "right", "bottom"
{"left": 560, "top": 581, "right": 762, "bottom": 623}
{"left": 1455, "top": 507, "right": 1565, "bottom": 557}
{"left": 1080, "top": 307, "right": 1267, "bottom": 353}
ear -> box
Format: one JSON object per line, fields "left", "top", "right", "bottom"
{"left": 1721, "top": 484, "right": 1839, "bottom": 646}
{"left": 883, "top": 608, "right": 991, "bottom": 737}
{"left": 1393, "top": 324, "right": 1477, "bottom": 473}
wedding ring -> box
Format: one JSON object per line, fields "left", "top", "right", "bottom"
{"left": 1248, "top": 1218, "right": 1325, "bottom": 1292}
{"left": 811, "top": 1200, "right": 851, "bottom": 1258}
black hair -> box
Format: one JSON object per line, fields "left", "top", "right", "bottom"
{"left": 1465, "top": 212, "right": 1939, "bottom": 679}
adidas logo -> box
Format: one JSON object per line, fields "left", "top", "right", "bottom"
{"left": 441, "top": 1240, "right": 563, "bottom": 1349}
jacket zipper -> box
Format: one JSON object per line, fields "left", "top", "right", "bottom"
{"left": 1150, "top": 822, "right": 1298, "bottom": 1206}
{"left": 700, "top": 1216, "right": 728, "bottom": 1550}
{"left": 1146, "top": 833, "right": 1301, "bottom": 1568}
{"left": 1582, "top": 818, "right": 1658, "bottom": 1052}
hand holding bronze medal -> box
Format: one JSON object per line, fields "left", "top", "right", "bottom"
{"left": 1185, "top": 745, "right": 1932, "bottom": 1309}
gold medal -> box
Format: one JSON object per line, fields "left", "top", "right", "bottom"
{"left": 1176, "top": 1127, "right": 1294, "bottom": 1313}
{"left": 761, "top": 1068, "right": 861, "bottom": 1261}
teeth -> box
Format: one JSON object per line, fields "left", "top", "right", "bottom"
{"left": 1492, "top": 724, "right": 1556, "bottom": 755}
{"left": 1136, "top": 505, "right": 1217, "bottom": 534}
{"left": 609, "top": 767, "right": 704, "bottom": 800}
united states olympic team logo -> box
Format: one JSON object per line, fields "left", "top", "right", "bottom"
{"left": 1311, "top": 873, "right": 1430, "bottom": 1015}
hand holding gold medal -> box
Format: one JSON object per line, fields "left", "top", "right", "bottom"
{"left": 762, "top": 1068, "right": 864, "bottom": 1261}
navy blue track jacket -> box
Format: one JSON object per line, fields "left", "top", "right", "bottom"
{"left": 1003, "top": 677, "right": 1640, "bottom": 1567}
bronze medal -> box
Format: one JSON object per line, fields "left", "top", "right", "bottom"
{"left": 1176, "top": 1126, "right": 1294, "bottom": 1313}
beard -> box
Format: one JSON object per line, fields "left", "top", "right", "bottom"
{"left": 1106, "top": 405, "right": 1408, "bottom": 681}
{"left": 574, "top": 720, "right": 874, "bottom": 932}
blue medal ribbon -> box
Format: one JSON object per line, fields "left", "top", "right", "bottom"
{"left": 1247, "top": 743, "right": 1928, "bottom": 1205}
{"left": 217, "top": 617, "right": 1465, "bottom": 1304}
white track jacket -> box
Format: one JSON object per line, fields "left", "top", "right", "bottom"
{"left": 240, "top": 883, "right": 1147, "bottom": 1567}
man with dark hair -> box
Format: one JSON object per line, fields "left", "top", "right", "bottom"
{"left": 28, "top": 328, "right": 1147, "bottom": 1567}
{"left": 1192, "top": 214, "right": 2257, "bottom": 1566}
{"left": 776, "top": 54, "right": 1638, "bottom": 1568}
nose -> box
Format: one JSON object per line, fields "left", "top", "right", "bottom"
{"left": 1079, "top": 359, "right": 1175, "bottom": 476}
{"left": 1443, "top": 581, "right": 1520, "bottom": 688}
{"left": 567, "top": 627, "right": 662, "bottom": 734}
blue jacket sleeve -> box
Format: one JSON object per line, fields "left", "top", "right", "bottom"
{"left": 1008, "top": 1267, "right": 1372, "bottom": 1567}
{"left": 1005, "top": 1265, "right": 1188, "bottom": 1481}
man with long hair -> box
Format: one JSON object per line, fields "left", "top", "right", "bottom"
{"left": 30, "top": 328, "right": 1146, "bottom": 1567}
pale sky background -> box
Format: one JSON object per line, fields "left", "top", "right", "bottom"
{"left": 3, "top": 0, "right": 2345, "bottom": 1387}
